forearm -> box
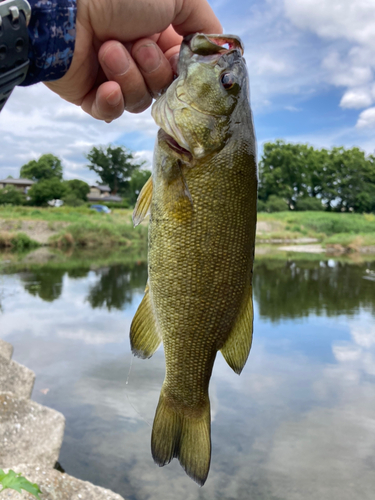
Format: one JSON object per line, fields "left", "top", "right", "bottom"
{"left": 21, "top": 0, "right": 77, "bottom": 86}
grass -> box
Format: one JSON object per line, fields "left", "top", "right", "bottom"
{"left": 50, "top": 219, "right": 147, "bottom": 249}
{"left": 0, "top": 205, "right": 134, "bottom": 223}
{"left": 0, "top": 232, "right": 40, "bottom": 251}
{"left": 257, "top": 211, "right": 375, "bottom": 250}
{"left": 0, "top": 205, "right": 146, "bottom": 249}
{"left": 1, "top": 207, "right": 375, "bottom": 253}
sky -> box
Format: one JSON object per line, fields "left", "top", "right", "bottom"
{"left": 1, "top": 0, "right": 374, "bottom": 184}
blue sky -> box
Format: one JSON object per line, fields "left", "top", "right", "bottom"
{"left": 1, "top": 0, "right": 374, "bottom": 184}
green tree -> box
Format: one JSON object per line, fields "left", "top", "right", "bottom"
{"left": 63, "top": 179, "right": 90, "bottom": 200}
{"left": 0, "top": 185, "right": 25, "bottom": 205}
{"left": 258, "top": 140, "right": 313, "bottom": 208}
{"left": 127, "top": 169, "right": 151, "bottom": 205}
{"left": 325, "top": 147, "right": 375, "bottom": 213}
{"left": 28, "top": 178, "right": 66, "bottom": 206}
{"left": 20, "top": 154, "right": 63, "bottom": 181}
{"left": 86, "top": 145, "right": 145, "bottom": 195}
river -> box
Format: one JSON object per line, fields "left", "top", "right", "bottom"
{"left": 1, "top": 250, "right": 375, "bottom": 500}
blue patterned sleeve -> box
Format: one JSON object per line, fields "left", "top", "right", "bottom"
{"left": 20, "top": 0, "right": 77, "bottom": 86}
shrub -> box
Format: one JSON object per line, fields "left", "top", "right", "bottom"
{"left": 0, "top": 186, "right": 25, "bottom": 205}
{"left": 295, "top": 197, "right": 324, "bottom": 211}
{"left": 28, "top": 178, "right": 66, "bottom": 206}
{"left": 265, "top": 195, "right": 288, "bottom": 212}
{"left": 63, "top": 193, "right": 85, "bottom": 207}
{"left": 257, "top": 200, "right": 267, "bottom": 212}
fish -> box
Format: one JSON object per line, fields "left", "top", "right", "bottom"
{"left": 130, "top": 33, "right": 257, "bottom": 486}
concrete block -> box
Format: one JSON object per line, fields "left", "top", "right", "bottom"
{"left": 0, "top": 339, "right": 13, "bottom": 362}
{"left": 2, "top": 464, "right": 125, "bottom": 500}
{"left": 0, "top": 393, "right": 65, "bottom": 469}
{"left": 0, "top": 358, "right": 35, "bottom": 399}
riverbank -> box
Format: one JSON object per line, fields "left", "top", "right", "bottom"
{"left": 0, "top": 206, "right": 147, "bottom": 251}
{"left": 0, "top": 207, "right": 374, "bottom": 254}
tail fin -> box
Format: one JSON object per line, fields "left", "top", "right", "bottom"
{"left": 151, "top": 388, "right": 211, "bottom": 486}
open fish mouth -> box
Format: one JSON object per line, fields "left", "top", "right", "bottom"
{"left": 186, "top": 33, "right": 244, "bottom": 56}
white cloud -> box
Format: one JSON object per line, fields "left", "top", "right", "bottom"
{"left": 0, "top": 84, "right": 158, "bottom": 182}
{"left": 340, "top": 88, "right": 373, "bottom": 109}
{"left": 284, "top": 0, "right": 375, "bottom": 126}
{"left": 356, "top": 107, "right": 375, "bottom": 129}
{"left": 284, "top": 0, "right": 375, "bottom": 47}
{"left": 256, "top": 54, "right": 288, "bottom": 75}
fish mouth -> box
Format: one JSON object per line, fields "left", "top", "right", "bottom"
{"left": 184, "top": 33, "right": 244, "bottom": 57}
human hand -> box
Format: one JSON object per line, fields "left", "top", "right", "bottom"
{"left": 45, "top": 0, "right": 222, "bottom": 122}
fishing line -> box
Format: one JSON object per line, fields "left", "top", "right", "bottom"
{"left": 125, "top": 355, "right": 152, "bottom": 428}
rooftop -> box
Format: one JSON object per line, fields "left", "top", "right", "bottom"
{"left": 0, "top": 178, "right": 35, "bottom": 185}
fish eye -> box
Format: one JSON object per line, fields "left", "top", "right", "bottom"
{"left": 221, "top": 73, "right": 236, "bottom": 90}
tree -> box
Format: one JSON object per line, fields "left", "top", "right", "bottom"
{"left": 258, "top": 141, "right": 375, "bottom": 213}
{"left": 0, "top": 185, "right": 25, "bottom": 205}
{"left": 258, "top": 141, "right": 314, "bottom": 208}
{"left": 63, "top": 179, "right": 90, "bottom": 200}
{"left": 86, "top": 145, "right": 145, "bottom": 195}
{"left": 324, "top": 147, "right": 375, "bottom": 212}
{"left": 28, "top": 178, "right": 66, "bottom": 206}
{"left": 20, "top": 154, "right": 63, "bottom": 181}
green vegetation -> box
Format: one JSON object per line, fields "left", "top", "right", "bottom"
{"left": 20, "top": 153, "right": 63, "bottom": 181}
{"left": 259, "top": 141, "right": 375, "bottom": 213}
{"left": 86, "top": 144, "right": 149, "bottom": 198}
{"left": 0, "top": 185, "right": 25, "bottom": 206}
{"left": 51, "top": 218, "right": 147, "bottom": 249}
{"left": 0, "top": 231, "right": 40, "bottom": 251}
{"left": 28, "top": 177, "right": 66, "bottom": 206}
{"left": 0, "top": 469, "right": 41, "bottom": 499}
{"left": 257, "top": 211, "right": 375, "bottom": 249}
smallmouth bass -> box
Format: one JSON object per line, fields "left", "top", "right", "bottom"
{"left": 131, "top": 33, "right": 257, "bottom": 485}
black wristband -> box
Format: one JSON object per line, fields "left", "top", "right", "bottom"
{"left": 0, "top": 0, "right": 30, "bottom": 111}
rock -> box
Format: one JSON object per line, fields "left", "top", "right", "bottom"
{"left": 2, "top": 464, "right": 125, "bottom": 500}
{"left": 0, "top": 358, "right": 36, "bottom": 399}
{"left": 0, "top": 393, "right": 65, "bottom": 469}
{"left": 0, "top": 339, "right": 13, "bottom": 362}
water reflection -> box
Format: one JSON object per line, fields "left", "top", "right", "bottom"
{"left": 253, "top": 259, "right": 375, "bottom": 320}
{"left": 87, "top": 264, "right": 148, "bottom": 311}
{"left": 1, "top": 254, "right": 374, "bottom": 500}
{"left": 20, "top": 268, "right": 65, "bottom": 302}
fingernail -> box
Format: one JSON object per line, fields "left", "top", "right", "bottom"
{"left": 102, "top": 43, "right": 130, "bottom": 76}
{"left": 106, "top": 90, "right": 122, "bottom": 107}
{"left": 135, "top": 43, "right": 161, "bottom": 74}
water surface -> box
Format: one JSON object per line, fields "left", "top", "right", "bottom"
{"left": 1, "top": 253, "right": 375, "bottom": 500}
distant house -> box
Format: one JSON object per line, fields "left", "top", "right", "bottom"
{"left": 87, "top": 185, "right": 122, "bottom": 203}
{"left": 0, "top": 178, "right": 35, "bottom": 194}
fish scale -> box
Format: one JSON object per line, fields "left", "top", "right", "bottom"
{"left": 130, "top": 33, "right": 257, "bottom": 485}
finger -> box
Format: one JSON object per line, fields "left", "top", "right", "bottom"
{"left": 131, "top": 38, "right": 174, "bottom": 97}
{"left": 99, "top": 41, "right": 153, "bottom": 113}
{"left": 173, "top": 0, "right": 223, "bottom": 36}
{"left": 81, "top": 81, "right": 124, "bottom": 121}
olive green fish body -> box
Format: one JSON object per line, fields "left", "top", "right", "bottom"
{"left": 131, "top": 33, "right": 257, "bottom": 485}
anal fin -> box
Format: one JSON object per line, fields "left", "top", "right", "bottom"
{"left": 220, "top": 284, "right": 253, "bottom": 374}
{"left": 133, "top": 175, "right": 153, "bottom": 227}
{"left": 130, "top": 285, "right": 161, "bottom": 359}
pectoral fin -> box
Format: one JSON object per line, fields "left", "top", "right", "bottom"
{"left": 130, "top": 285, "right": 161, "bottom": 359}
{"left": 133, "top": 175, "right": 153, "bottom": 227}
{"left": 220, "top": 284, "right": 253, "bottom": 374}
